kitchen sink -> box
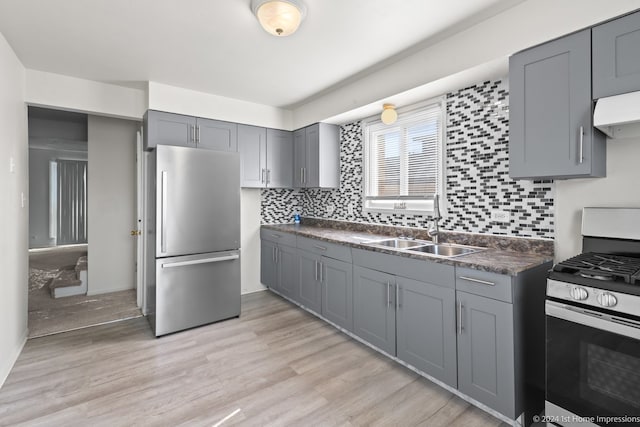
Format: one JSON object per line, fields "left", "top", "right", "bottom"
{"left": 408, "top": 244, "right": 483, "bottom": 257}
{"left": 366, "top": 238, "right": 430, "bottom": 249}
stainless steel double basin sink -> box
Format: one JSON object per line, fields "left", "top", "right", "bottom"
{"left": 364, "top": 237, "right": 484, "bottom": 258}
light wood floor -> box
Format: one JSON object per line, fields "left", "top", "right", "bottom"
{"left": 1, "top": 291, "right": 508, "bottom": 427}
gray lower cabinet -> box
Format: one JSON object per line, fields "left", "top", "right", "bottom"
{"left": 293, "top": 123, "right": 340, "bottom": 188}
{"left": 509, "top": 29, "right": 606, "bottom": 179}
{"left": 456, "top": 290, "right": 515, "bottom": 418}
{"left": 239, "top": 125, "right": 293, "bottom": 188}
{"left": 260, "top": 240, "right": 278, "bottom": 290}
{"left": 276, "top": 244, "right": 298, "bottom": 300}
{"left": 297, "top": 249, "right": 322, "bottom": 312}
{"left": 353, "top": 266, "right": 396, "bottom": 355}
{"left": 593, "top": 10, "right": 640, "bottom": 99}
{"left": 396, "top": 276, "right": 457, "bottom": 388}
{"left": 321, "top": 256, "right": 353, "bottom": 332}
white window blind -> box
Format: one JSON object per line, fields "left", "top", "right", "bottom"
{"left": 364, "top": 99, "right": 444, "bottom": 213}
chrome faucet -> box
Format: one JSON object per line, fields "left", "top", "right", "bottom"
{"left": 427, "top": 194, "right": 442, "bottom": 244}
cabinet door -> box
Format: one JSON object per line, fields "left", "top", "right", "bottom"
{"left": 322, "top": 257, "right": 353, "bottom": 332}
{"left": 593, "top": 10, "right": 640, "bottom": 98}
{"left": 304, "top": 124, "right": 320, "bottom": 187}
{"left": 293, "top": 128, "right": 306, "bottom": 187}
{"left": 297, "top": 250, "right": 322, "bottom": 312}
{"left": 146, "top": 110, "right": 196, "bottom": 149}
{"left": 277, "top": 244, "right": 299, "bottom": 300}
{"left": 266, "top": 129, "right": 293, "bottom": 188}
{"left": 396, "top": 277, "right": 457, "bottom": 388}
{"left": 457, "top": 291, "right": 515, "bottom": 418}
{"left": 509, "top": 29, "right": 604, "bottom": 179}
{"left": 353, "top": 266, "right": 396, "bottom": 355}
{"left": 261, "top": 240, "right": 278, "bottom": 289}
{"left": 238, "top": 124, "right": 267, "bottom": 188}
{"left": 197, "top": 118, "right": 237, "bottom": 151}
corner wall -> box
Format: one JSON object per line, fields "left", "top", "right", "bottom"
{"left": 0, "top": 32, "right": 28, "bottom": 388}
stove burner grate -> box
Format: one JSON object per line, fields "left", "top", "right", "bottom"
{"left": 553, "top": 253, "right": 640, "bottom": 285}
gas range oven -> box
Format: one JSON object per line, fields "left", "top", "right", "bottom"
{"left": 545, "top": 208, "right": 640, "bottom": 427}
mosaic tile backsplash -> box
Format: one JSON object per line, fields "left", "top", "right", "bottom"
{"left": 261, "top": 79, "right": 555, "bottom": 239}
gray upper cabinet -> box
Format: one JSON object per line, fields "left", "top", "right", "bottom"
{"left": 266, "top": 129, "right": 293, "bottom": 187}
{"left": 293, "top": 123, "right": 340, "bottom": 188}
{"left": 321, "top": 256, "right": 353, "bottom": 332}
{"left": 509, "top": 29, "right": 606, "bottom": 179}
{"left": 144, "top": 110, "right": 237, "bottom": 152}
{"left": 396, "top": 276, "right": 457, "bottom": 388}
{"left": 353, "top": 266, "right": 396, "bottom": 355}
{"left": 457, "top": 290, "right": 515, "bottom": 418}
{"left": 144, "top": 110, "right": 196, "bottom": 150}
{"left": 238, "top": 125, "right": 267, "bottom": 187}
{"left": 196, "top": 118, "right": 237, "bottom": 152}
{"left": 593, "top": 10, "right": 640, "bottom": 99}
{"left": 239, "top": 125, "right": 293, "bottom": 188}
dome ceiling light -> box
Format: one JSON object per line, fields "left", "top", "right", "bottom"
{"left": 381, "top": 103, "right": 398, "bottom": 125}
{"left": 251, "top": 0, "right": 307, "bottom": 37}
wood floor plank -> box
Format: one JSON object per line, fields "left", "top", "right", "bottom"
{"left": 0, "top": 290, "right": 506, "bottom": 427}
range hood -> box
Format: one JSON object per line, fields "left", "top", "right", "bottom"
{"left": 593, "top": 90, "right": 640, "bottom": 139}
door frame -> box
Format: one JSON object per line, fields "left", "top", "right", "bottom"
{"left": 136, "top": 128, "right": 146, "bottom": 313}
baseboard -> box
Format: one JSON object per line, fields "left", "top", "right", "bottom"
{"left": 241, "top": 286, "right": 267, "bottom": 295}
{"left": 87, "top": 285, "right": 135, "bottom": 296}
{"left": 0, "top": 330, "right": 27, "bottom": 390}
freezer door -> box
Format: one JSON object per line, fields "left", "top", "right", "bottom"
{"left": 156, "top": 145, "right": 240, "bottom": 257}
{"left": 154, "top": 251, "right": 240, "bottom": 336}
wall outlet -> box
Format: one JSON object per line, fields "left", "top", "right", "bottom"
{"left": 327, "top": 205, "right": 335, "bottom": 215}
{"left": 347, "top": 203, "right": 354, "bottom": 216}
{"left": 491, "top": 210, "right": 510, "bottom": 223}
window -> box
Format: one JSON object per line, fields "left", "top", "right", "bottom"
{"left": 364, "top": 98, "right": 445, "bottom": 213}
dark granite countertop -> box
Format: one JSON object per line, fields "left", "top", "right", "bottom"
{"left": 261, "top": 219, "right": 554, "bottom": 276}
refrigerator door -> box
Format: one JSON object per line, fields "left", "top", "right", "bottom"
{"left": 156, "top": 145, "right": 240, "bottom": 257}
{"left": 153, "top": 250, "right": 241, "bottom": 336}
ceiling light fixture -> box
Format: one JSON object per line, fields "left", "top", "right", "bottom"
{"left": 381, "top": 103, "right": 398, "bottom": 125}
{"left": 251, "top": 0, "right": 307, "bottom": 37}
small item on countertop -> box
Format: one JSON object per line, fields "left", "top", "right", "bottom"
{"left": 294, "top": 212, "right": 301, "bottom": 224}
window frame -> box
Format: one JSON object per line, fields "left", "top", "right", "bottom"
{"left": 362, "top": 97, "right": 446, "bottom": 215}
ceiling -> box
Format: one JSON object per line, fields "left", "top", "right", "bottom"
{"left": 0, "top": 0, "right": 523, "bottom": 109}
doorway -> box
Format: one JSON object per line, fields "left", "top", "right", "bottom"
{"left": 27, "top": 107, "right": 142, "bottom": 338}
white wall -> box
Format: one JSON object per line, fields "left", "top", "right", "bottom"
{"left": 0, "top": 32, "right": 27, "bottom": 388}
{"left": 148, "top": 81, "right": 293, "bottom": 130}
{"left": 26, "top": 70, "right": 147, "bottom": 120}
{"left": 87, "top": 115, "right": 139, "bottom": 295}
{"left": 292, "top": 0, "right": 640, "bottom": 128}
{"left": 555, "top": 138, "right": 640, "bottom": 262}
{"left": 241, "top": 189, "right": 264, "bottom": 294}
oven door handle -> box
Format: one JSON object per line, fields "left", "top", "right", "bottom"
{"left": 546, "top": 300, "right": 640, "bottom": 340}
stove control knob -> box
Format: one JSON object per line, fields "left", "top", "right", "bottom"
{"left": 570, "top": 286, "right": 588, "bottom": 301}
{"left": 597, "top": 292, "right": 618, "bottom": 308}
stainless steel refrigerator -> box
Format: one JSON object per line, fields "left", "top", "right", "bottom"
{"left": 145, "top": 145, "right": 241, "bottom": 337}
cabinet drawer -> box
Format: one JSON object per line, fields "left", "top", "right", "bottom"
{"left": 297, "top": 236, "right": 352, "bottom": 262}
{"left": 455, "top": 267, "right": 512, "bottom": 303}
{"left": 260, "top": 229, "right": 297, "bottom": 247}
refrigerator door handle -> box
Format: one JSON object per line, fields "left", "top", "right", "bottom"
{"left": 161, "top": 170, "right": 168, "bottom": 254}
{"left": 162, "top": 254, "right": 239, "bottom": 269}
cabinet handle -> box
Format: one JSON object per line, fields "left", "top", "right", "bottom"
{"left": 319, "top": 262, "right": 323, "bottom": 282}
{"left": 196, "top": 125, "right": 201, "bottom": 145}
{"left": 458, "top": 276, "right": 495, "bottom": 286}
{"left": 261, "top": 168, "right": 266, "bottom": 183}
{"left": 272, "top": 247, "right": 276, "bottom": 263}
{"left": 387, "top": 281, "right": 391, "bottom": 307}
{"left": 313, "top": 245, "right": 327, "bottom": 251}
{"left": 314, "top": 260, "right": 318, "bottom": 281}
{"left": 579, "top": 126, "right": 584, "bottom": 164}
{"left": 190, "top": 125, "right": 195, "bottom": 143}
{"left": 396, "top": 284, "right": 400, "bottom": 310}
{"left": 267, "top": 169, "right": 271, "bottom": 185}
{"left": 300, "top": 168, "right": 304, "bottom": 184}
{"left": 270, "top": 233, "right": 281, "bottom": 239}
{"left": 458, "top": 301, "right": 464, "bottom": 334}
